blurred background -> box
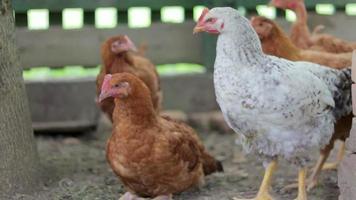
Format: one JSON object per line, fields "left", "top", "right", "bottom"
{"left": 14, "top": 0, "right": 356, "bottom": 132}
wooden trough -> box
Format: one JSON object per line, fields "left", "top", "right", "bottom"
{"left": 14, "top": 0, "right": 356, "bottom": 131}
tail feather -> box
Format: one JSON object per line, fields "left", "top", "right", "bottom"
{"left": 333, "top": 67, "right": 352, "bottom": 120}
{"left": 312, "top": 24, "right": 325, "bottom": 35}
{"left": 201, "top": 152, "right": 224, "bottom": 175}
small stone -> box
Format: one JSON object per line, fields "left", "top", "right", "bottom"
{"left": 58, "top": 178, "right": 74, "bottom": 190}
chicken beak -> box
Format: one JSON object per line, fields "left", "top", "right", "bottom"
{"left": 98, "top": 91, "right": 111, "bottom": 103}
{"left": 193, "top": 26, "right": 205, "bottom": 34}
{"left": 99, "top": 74, "right": 113, "bottom": 102}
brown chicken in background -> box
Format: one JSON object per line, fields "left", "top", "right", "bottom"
{"left": 96, "top": 35, "right": 161, "bottom": 122}
{"left": 270, "top": 0, "right": 356, "bottom": 53}
{"left": 251, "top": 15, "right": 353, "bottom": 191}
{"left": 98, "top": 73, "right": 223, "bottom": 200}
{"left": 251, "top": 16, "right": 352, "bottom": 69}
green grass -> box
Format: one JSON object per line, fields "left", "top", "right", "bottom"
{"left": 157, "top": 63, "right": 205, "bottom": 75}
{"left": 23, "top": 64, "right": 205, "bottom": 81}
{"left": 23, "top": 66, "right": 98, "bottom": 80}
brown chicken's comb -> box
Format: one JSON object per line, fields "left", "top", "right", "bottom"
{"left": 101, "top": 74, "right": 113, "bottom": 92}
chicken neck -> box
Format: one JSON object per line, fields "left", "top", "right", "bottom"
{"left": 113, "top": 96, "right": 158, "bottom": 128}
{"left": 262, "top": 28, "right": 301, "bottom": 61}
{"left": 293, "top": 1, "right": 308, "bottom": 26}
{"left": 216, "top": 26, "right": 266, "bottom": 68}
{"left": 106, "top": 52, "right": 133, "bottom": 73}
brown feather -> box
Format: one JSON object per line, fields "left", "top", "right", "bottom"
{"left": 96, "top": 35, "right": 161, "bottom": 122}
{"left": 251, "top": 16, "right": 352, "bottom": 69}
{"left": 271, "top": 0, "right": 356, "bottom": 53}
{"left": 105, "top": 73, "right": 222, "bottom": 198}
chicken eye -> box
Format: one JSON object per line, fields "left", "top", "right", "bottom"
{"left": 113, "top": 84, "right": 120, "bottom": 88}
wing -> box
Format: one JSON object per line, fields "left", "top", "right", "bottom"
{"left": 162, "top": 116, "right": 202, "bottom": 172}
{"left": 293, "top": 60, "right": 352, "bottom": 119}
{"left": 230, "top": 58, "right": 335, "bottom": 128}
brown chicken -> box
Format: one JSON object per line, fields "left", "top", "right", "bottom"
{"left": 251, "top": 15, "right": 353, "bottom": 191}
{"left": 270, "top": 0, "right": 356, "bottom": 53}
{"left": 96, "top": 35, "right": 161, "bottom": 122}
{"left": 98, "top": 73, "right": 223, "bottom": 200}
{"left": 251, "top": 16, "right": 352, "bottom": 69}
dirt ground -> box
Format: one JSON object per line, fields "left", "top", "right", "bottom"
{"left": 7, "top": 115, "right": 340, "bottom": 200}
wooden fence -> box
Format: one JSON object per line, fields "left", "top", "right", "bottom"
{"left": 13, "top": 0, "right": 356, "bottom": 131}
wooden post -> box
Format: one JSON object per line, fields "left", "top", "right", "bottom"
{"left": 338, "top": 50, "right": 356, "bottom": 200}
{"left": 0, "top": 0, "right": 41, "bottom": 196}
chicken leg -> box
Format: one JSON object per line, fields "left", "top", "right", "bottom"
{"left": 233, "top": 160, "right": 277, "bottom": 200}
{"left": 306, "top": 141, "right": 345, "bottom": 191}
{"left": 294, "top": 167, "right": 307, "bottom": 200}
{"left": 321, "top": 141, "right": 345, "bottom": 170}
{"left": 305, "top": 149, "right": 330, "bottom": 191}
{"left": 283, "top": 140, "right": 346, "bottom": 191}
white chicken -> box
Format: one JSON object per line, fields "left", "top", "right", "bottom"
{"left": 194, "top": 7, "right": 352, "bottom": 200}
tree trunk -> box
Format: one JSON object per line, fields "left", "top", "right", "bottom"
{"left": 0, "top": 0, "right": 41, "bottom": 196}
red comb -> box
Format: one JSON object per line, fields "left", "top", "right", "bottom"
{"left": 198, "top": 8, "right": 209, "bottom": 23}
{"left": 287, "top": 1, "right": 298, "bottom": 9}
{"left": 101, "top": 74, "right": 113, "bottom": 93}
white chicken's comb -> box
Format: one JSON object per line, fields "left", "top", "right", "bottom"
{"left": 352, "top": 50, "right": 356, "bottom": 82}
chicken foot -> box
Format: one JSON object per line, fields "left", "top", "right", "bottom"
{"left": 233, "top": 160, "right": 277, "bottom": 200}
